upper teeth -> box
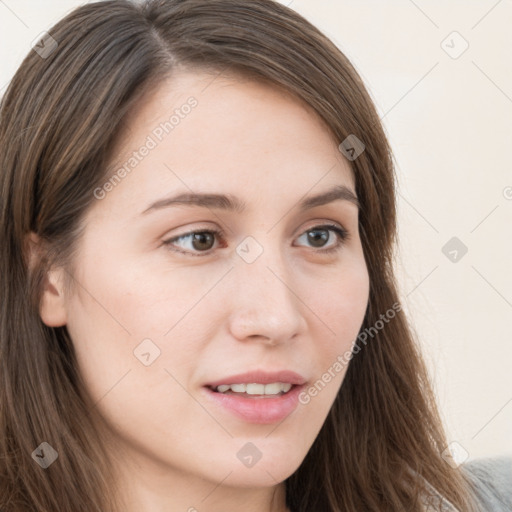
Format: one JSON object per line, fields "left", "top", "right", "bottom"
{"left": 215, "top": 382, "right": 293, "bottom": 395}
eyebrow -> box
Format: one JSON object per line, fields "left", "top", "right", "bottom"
{"left": 141, "top": 184, "right": 360, "bottom": 215}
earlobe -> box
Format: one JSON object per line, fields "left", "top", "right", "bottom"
{"left": 26, "top": 232, "right": 68, "bottom": 327}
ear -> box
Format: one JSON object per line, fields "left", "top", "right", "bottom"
{"left": 25, "top": 232, "right": 68, "bottom": 327}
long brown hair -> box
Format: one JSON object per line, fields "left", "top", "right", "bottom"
{"left": 0, "top": 1, "right": 481, "bottom": 510}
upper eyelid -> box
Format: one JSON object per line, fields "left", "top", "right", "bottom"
{"left": 166, "top": 218, "right": 347, "bottom": 238}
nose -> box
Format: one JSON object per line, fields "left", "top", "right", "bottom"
{"left": 227, "top": 247, "right": 307, "bottom": 346}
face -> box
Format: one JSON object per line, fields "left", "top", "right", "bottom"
{"left": 43, "top": 69, "right": 370, "bottom": 506}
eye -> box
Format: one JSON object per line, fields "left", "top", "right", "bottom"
{"left": 163, "top": 229, "right": 224, "bottom": 256}
{"left": 294, "top": 224, "right": 349, "bottom": 253}
{"left": 162, "top": 223, "right": 350, "bottom": 257}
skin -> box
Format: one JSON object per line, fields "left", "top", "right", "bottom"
{"left": 34, "top": 69, "right": 370, "bottom": 512}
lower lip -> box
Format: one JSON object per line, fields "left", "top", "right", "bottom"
{"left": 202, "top": 385, "right": 305, "bottom": 424}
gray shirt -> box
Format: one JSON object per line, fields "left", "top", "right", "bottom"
{"left": 460, "top": 456, "right": 512, "bottom": 511}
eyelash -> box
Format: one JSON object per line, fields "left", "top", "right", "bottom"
{"left": 162, "top": 223, "right": 350, "bottom": 257}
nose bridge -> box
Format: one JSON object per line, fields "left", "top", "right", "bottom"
{"left": 228, "top": 235, "right": 305, "bottom": 342}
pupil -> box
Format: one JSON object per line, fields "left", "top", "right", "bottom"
{"left": 192, "top": 232, "right": 214, "bottom": 251}
{"left": 308, "top": 229, "right": 328, "bottom": 247}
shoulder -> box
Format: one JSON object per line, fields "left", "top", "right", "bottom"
{"left": 459, "top": 455, "right": 512, "bottom": 511}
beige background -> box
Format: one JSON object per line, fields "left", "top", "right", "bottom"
{"left": 1, "top": 0, "right": 511, "bottom": 462}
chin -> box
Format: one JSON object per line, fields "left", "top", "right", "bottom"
{"left": 219, "top": 449, "right": 306, "bottom": 488}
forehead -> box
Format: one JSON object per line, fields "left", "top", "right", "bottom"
{"left": 97, "top": 69, "right": 356, "bottom": 216}
{"left": 117, "top": 68, "right": 332, "bottom": 140}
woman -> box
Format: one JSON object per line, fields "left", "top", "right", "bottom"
{"left": 0, "top": 1, "right": 509, "bottom": 511}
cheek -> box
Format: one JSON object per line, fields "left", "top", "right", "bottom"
{"left": 293, "top": 260, "right": 369, "bottom": 414}
{"left": 68, "top": 242, "right": 211, "bottom": 339}
{"left": 310, "top": 258, "right": 369, "bottom": 350}
{"left": 64, "top": 259, "right": 214, "bottom": 450}
{"left": 65, "top": 249, "right": 226, "bottom": 398}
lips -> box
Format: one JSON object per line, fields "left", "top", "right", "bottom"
{"left": 202, "top": 382, "right": 306, "bottom": 424}
{"left": 202, "top": 369, "right": 308, "bottom": 424}
{"left": 204, "top": 369, "right": 307, "bottom": 389}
